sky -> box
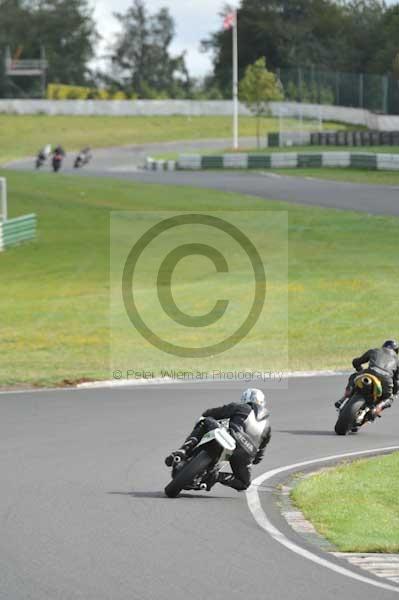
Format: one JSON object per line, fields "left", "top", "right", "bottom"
{"left": 91, "top": 0, "right": 398, "bottom": 77}
{"left": 90, "top": 0, "right": 240, "bottom": 77}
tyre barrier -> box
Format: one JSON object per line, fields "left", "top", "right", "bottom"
{"left": 268, "top": 130, "right": 399, "bottom": 148}
{"left": 145, "top": 157, "right": 177, "bottom": 171}
{"left": 0, "top": 214, "right": 37, "bottom": 251}
{"left": 174, "top": 152, "right": 399, "bottom": 171}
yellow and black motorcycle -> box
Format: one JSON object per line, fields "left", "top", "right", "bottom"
{"left": 334, "top": 373, "right": 383, "bottom": 435}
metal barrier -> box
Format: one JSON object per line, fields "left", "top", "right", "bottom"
{"left": 0, "top": 178, "right": 37, "bottom": 251}
{"left": 172, "top": 152, "right": 399, "bottom": 171}
{"left": 0, "top": 177, "right": 7, "bottom": 221}
{"left": 0, "top": 214, "right": 37, "bottom": 251}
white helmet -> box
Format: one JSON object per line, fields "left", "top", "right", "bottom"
{"left": 240, "top": 388, "right": 268, "bottom": 420}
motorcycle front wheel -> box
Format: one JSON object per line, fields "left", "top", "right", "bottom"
{"left": 164, "top": 449, "right": 214, "bottom": 498}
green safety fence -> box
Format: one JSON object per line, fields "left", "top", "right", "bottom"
{"left": 277, "top": 66, "right": 399, "bottom": 115}
{"left": 0, "top": 214, "right": 37, "bottom": 251}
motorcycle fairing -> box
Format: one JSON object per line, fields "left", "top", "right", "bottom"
{"left": 196, "top": 427, "right": 236, "bottom": 452}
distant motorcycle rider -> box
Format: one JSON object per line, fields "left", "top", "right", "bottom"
{"left": 35, "top": 144, "right": 51, "bottom": 168}
{"left": 335, "top": 340, "right": 399, "bottom": 419}
{"left": 53, "top": 145, "right": 65, "bottom": 157}
{"left": 165, "top": 388, "right": 271, "bottom": 491}
{"left": 38, "top": 144, "right": 51, "bottom": 160}
{"left": 74, "top": 146, "right": 92, "bottom": 168}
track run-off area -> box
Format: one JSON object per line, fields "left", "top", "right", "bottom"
{"left": 3, "top": 149, "right": 399, "bottom": 599}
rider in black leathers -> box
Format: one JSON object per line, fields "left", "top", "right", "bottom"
{"left": 335, "top": 339, "right": 399, "bottom": 419}
{"left": 165, "top": 388, "right": 271, "bottom": 491}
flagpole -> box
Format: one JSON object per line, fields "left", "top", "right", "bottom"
{"left": 232, "top": 9, "right": 238, "bottom": 150}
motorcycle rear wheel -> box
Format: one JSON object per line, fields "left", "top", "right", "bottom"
{"left": 164, "top": 449, "right": 214, "bottom": 498}
{"left": 335, "top": 396, "right": 365, "bottom": 435}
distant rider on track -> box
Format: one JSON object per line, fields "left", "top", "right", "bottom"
{"left": 335, "top": 339, "right": 399, "bottom": 420}
{"left": 165, "top": 388, "right": 271, "bottom": 491}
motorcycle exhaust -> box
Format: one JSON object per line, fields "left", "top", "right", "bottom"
{"left": 173, "top": 455, "right": 182, "bottom": 464}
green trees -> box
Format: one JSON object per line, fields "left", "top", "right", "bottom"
{"left": 240, "top": 57, "right": 283, "bottom": 147}
{"left": 35, "top": 0, "right": 98, "bottom": 86}
{"left": 0, "top": 0, "right": 97, "bottom": 97}
{"left": 109, "top": 0, "right": 190, "bottom": 98}
{"left": 0, "top": 0, "right": 191, "bottom": 99}
{"left": 203, "top": 0, "right": 399, "bottom": 96}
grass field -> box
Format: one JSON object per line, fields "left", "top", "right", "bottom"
{"left": 0, "top": 114, "right": 347, "bottom": 164}
{"left": 1, "top": 169, "right": 399, "bottom": 387}
{"left": 291, "top": 453, "right": 399, "bottom": 552}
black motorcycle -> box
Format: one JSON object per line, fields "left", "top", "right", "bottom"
{"left": 35, "top": 152, "right": 46, "bottom": 169}
{"left": 164, "top": 420, "right": 237, "bottom": 498}
{"left": 335, "top": 373, "right": 383, "bottom": 435}
{"left": 74, "top": 147, "right": 92, "bottom": 169}
{"left": 52, "top": 151, "right": 63, "bottom": 172}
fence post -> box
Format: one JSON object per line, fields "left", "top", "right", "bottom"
{"left": 298, "top": 67, "right": 302, "bottom": 101}
{"left": 382, "top": 75, "right": 388, "bottom": 114}
{"left": 335, "top": 72, "right": 340, "bottom": 105}
{"left": 0, "top": 178, "right": 7, "bottom": 222}
{"left": 359, "top": 73, "right": 364, "bottom": 108}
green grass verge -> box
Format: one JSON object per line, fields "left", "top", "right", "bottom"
{"left": 0, "top": 115, "right": 347, "bottom": 164}
{"left": 291, "top": 452, "right": 399, "bottom": 552}
{"left": 272, "top": 168, "right": 399, "bottom": 185}
{"left": 1, "top": 169, "right": 399, "bottom": 386}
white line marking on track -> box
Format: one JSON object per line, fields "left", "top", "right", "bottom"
{"left": 0, "top": 369, "right": 350, "bottom": 394}
{"left": 246, "top": 446, "right": 399, "bottom": 594}
{"left": 75, "top": 370, "right": 349, "bottom": 390}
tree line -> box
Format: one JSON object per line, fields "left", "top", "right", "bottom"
{"left": 1, "top": 0, "right": 399, "bottom": 99}
{"left": 204, "top": 0, "right": 399, "bottom": 97}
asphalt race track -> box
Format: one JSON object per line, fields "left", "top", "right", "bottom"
{"left": 8, "top": 143, "right": 399, "bottom": 216}
{"left": 1, "top": 378, "right": 398, "bottom": 600}
{"left": 2, "top": 147, "right": 399, "bottom": 599}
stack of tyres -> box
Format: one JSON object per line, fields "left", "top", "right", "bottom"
{"left": 381, "top": 132, "right": 392, "bottom": 145}
{"left": 268, "top": 133, "right": 280, "bottom": 147}
{"left": 310, "top": 132, "right": 321, "bottom": 146}
{"left": 370, "top": 131, "right": 381, "bottom": 146}
{"left": 337, "top": 131, "right": 347, "bottom": 146}
{"left": 326, "top": 132, "right": 337, "bottom": 145}
{"left": 361, "top": 131, "right": 371, "bottom": 146}
{"left": 345, "top": 131, "right": 354, "bottom": 146}
{"left": 319, "top": 132, "right": 328, "bottom": 145}
{"left": 353, "top": 131, "right": 363, "bottom": 146}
